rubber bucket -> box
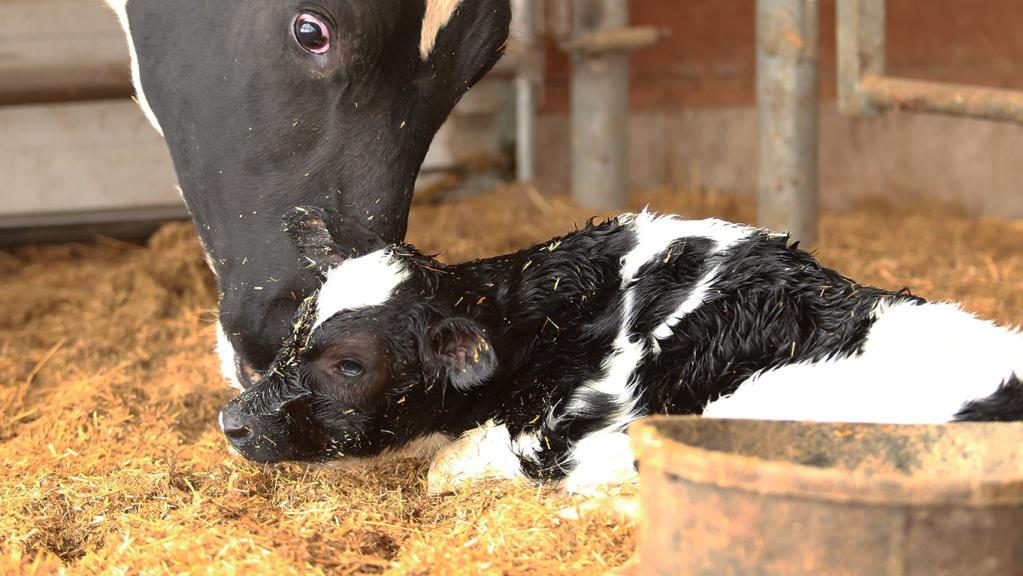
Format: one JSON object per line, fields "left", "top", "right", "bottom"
{"left": 630, "top": 416, "right": 1023, "bottom": 576}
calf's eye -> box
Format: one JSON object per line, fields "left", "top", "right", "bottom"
{"left": 338, "top": 359, "right": 364, "bottom": 378}
{"left": 294, "top": 13, "right": 331, "bottom": 54}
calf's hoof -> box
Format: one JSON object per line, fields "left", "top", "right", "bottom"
{"left": 427, "top": 422, "right": 525, "bottom": 494}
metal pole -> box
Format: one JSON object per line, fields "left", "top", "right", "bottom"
{"left": 837, "top": 0, "right": 885, "bottom": 116}
{"left": 571, "top": 0, "right": 629, "bottom": 210}
{"left": 512, "top": 0, "right": 539, "bottom": 182}
{"left": 756, "top": 0, "right": 820, "bottom": 245}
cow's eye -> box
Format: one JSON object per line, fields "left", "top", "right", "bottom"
{"left": 294, "top": 13, "right": 331, "bottom": 54}
{"left": 338, "top": 359, "right": 364, "bottom": 378}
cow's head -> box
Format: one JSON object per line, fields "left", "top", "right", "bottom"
{"left": 102, "top": 0, "right": 510, "bottom": 384}
{"left": 219, "top": 207, "right": 496, "bottom": 462}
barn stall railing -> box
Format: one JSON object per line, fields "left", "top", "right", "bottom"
{"left": 838, "top": 0, "right": 1023, "bottom": 124}
{"left": 757, "top": 0, "right": 1023, "bottom": 248}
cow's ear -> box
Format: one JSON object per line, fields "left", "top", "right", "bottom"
{"left": 425, "top": 317, "right": 497, "bottom": 391}
{"left": 417, "top": 0, "right": 511, "bottom": 114}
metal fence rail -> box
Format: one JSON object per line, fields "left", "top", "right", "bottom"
{"left": 838, "top": 0, "right": 1023, "bottom": 124}
{"left": 757, "top": 0, "right": 1023, "bottom": 244}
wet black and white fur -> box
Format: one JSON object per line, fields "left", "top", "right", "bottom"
{"left": 220, "top": 207, "right": 1023, "bottom": 493}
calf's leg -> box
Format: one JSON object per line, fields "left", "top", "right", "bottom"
{"left": 427, "top": 421, "right": 528, "bottom": 494}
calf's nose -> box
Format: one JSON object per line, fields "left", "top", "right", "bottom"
{"left": 219, "top": 403, "right": 252, "bottom": 441}
{"left": 218, "top": 398, "right": 289, "bottom": 463}
{"left": 219, "top": 400, "right": 259, "bottom": 445}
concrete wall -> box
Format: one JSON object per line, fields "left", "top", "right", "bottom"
{"left": 537, "top": 105, "right": 1023, "bottom": 218}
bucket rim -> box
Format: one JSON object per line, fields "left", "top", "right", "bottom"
{"left": 630, "top": 416, "right": 1023, "bottom": 507}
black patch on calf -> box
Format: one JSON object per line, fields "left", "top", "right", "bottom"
{"left": 629, "top": 236, "right": 717, "bottom": 338}
{"left": 518, "top": 390, "right": 623, "bottom": 481}
{"left": 226, "top": 364, "right": 382, "bottom": 462}
{"left": 954, "top": 374, "right": 1023, "bottom": 422}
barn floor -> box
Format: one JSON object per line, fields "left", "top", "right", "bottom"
{"left": 2, "top": 187, "right": 1022, "bottom": 575}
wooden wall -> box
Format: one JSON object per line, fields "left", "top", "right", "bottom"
{"left": 0, "top": 0, "right": 132, "bottom": 105}
{"left": 0, "top": 0, "right": 505, "bottom": 236}
{"left": 0, "top": 0, "right": 182, "bottom": 237}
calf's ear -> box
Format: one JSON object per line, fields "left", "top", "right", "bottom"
{"left": 284, "top": 206, "right": 388, "bottom": 277}
{"left": 285, "top": 206, "right": 345, "bottom": 278}
{"left": 426, "top": 317, "right": 497, "bottom": 391}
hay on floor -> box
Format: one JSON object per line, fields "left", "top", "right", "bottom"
{"left": 1, "top": 186, "right": 1021, "bottom": 574}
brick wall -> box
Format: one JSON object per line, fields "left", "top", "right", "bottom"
{"left": 540, "top": 0, "right": 1023, "bottom": 110}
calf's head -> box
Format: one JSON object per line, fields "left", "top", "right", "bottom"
{"left": 102, "top": 0, "right": 510, "bottom": 381}
{"left": 220, "top": 207, "right": 496, "bottom": 462}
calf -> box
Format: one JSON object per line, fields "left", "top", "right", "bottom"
{"left": 220, "top": 207, "right": 1023, "bottom": 492}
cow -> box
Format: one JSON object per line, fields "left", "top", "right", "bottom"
{"left": 219, "top": 206, "right": 1023, "bottom": 493}
{"left": 101, "top": 0, "right": 512, "bottom": 388}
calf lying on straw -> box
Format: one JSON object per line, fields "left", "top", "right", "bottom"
{"left": 219, "top": 207, "right": 1023, "bottom": 493}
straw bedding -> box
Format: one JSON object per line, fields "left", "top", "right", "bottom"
{"left": 2, "top": 187, "right": 1021, "bottom": 575}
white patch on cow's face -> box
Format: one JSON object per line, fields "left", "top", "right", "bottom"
{"left": 420, "top": 0, "right": 463, "bottom": 59}
{"left": 314, "top": 249, "right": 410, "bottom": 329}
{"left": 562, "top": 431, "right": 638, "bottom": 495}
{"left": 103, "top": 0, "right": 165, "bottom": 135}
{"left": 703, "top": 299, "right": 1023, "bottom": 424}
{"left": 216, "top": 322, "right": 245, "bottom": 391}
{"left": 426, "top": 421, "right": 526, "bottom": 494}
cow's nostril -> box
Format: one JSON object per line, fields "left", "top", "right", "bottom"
{"left": 224, "top": 424, "right": 252, "bottom": 440}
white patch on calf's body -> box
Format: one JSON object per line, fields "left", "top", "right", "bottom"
{"left": 554, "top": 260, "right": 643, "bottom": 465}
{"left": 562, "top": 431, "right": 638, "bottom": 495}
{"left": 315, "top": 249, "right": 409, "bottom": 328}
{"left": 633, "top": 212, "right": 752, "bottom": 346}
{"left": 703, "top": 299, "right": 1023, "bottom": 424}
{"left": 650, "top": 263, "right": 722, "bottom": 343}
{"left": 559, "top": 212, "right": 753, "bottom": 473}
{"left": 619, "top": 210, "right": 751, "bottom": 286}
{"left": 102, "top": 0, "right": 165, "bottom": 135}
{"left": 420, "top": 0, "right": 463, "bottom": 59}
